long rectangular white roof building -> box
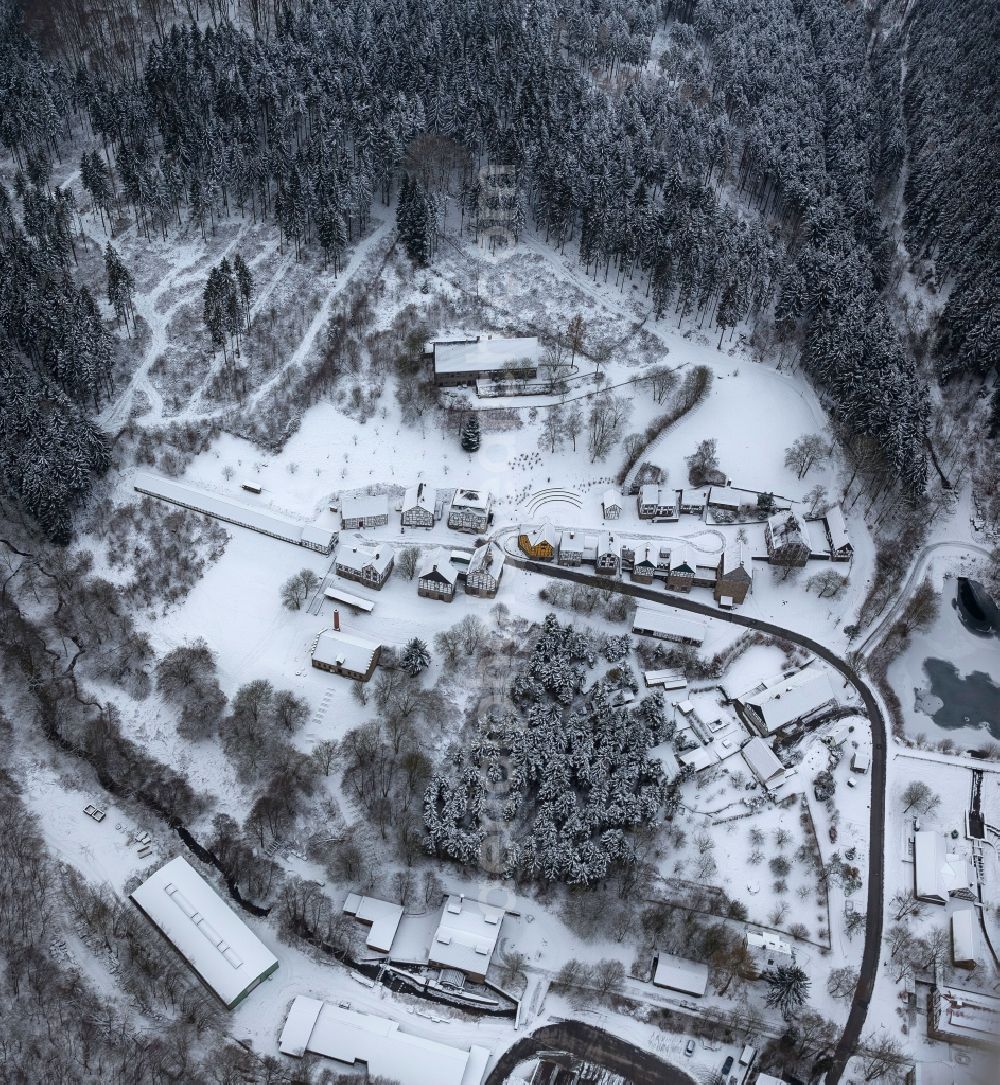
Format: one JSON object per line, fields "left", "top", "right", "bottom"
{"left": 130, "top": 856, "right": 278, "bottom": 1008}
{"left": 279, "top": 997, "right": 489, "bottom": 1085}
{"left": 951, "top": 908, "right": 976, "bottom": 967}
{"left": 341, "top": 491, "right": 390, "bottom": 522}
{"left": 653, "top": 951, "right": 709, "bottom": 996}
{"left": 632, "top": 605, "right": 707, "bottom": 645}
{"left": 433, "top": 335, "right": 543, "bottom": 377}
{"left": 134, "top": 472, "right": 336, "bottom": 552}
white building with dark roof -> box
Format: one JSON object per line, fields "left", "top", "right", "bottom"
{"left": 428, "top": 895, "right": 505, "bottom": 982}
{"left": 279, "top": 998, "right": 490, "bottom": 1084}
{"left": 130, "top": 857, "right": 278, "bottom": 1008}
{"left": 340, "top": 492, "right": 390, "bottom": 529}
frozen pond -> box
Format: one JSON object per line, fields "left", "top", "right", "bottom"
{"left": 921, "top": 657, "right": 1000, "bottom": 739}
{"left": 890, "top": 576, "right": 1000, "bottom": 749}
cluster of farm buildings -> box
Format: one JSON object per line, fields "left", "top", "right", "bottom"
{"left": 128, "top": 856, "right": 498, "bottom": 1082}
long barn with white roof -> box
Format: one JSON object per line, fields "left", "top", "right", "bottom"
{"left": 130, "top": 856, "right": 278, "bottom": 1008}
{"left": 280, "top": 997, "right": 489, "bottom": 1084}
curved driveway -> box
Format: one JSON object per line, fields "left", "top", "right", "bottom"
{"left": 503, "top": 556, "right": 887, "bottom": 1085}
{"left": 857, "top": 539, "right": 994, "bottom": 655}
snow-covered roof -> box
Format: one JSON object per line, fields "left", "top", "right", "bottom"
{"left": 719, "top": 541, "right": 751, "bottom": 579}
{"left": 632, "top": 605, "right": 707, "bottom": 645}
{"left": 639, "top": 483, "right": 673, "bottom": 507}
{"left": 130, "top": 856, "right": 277, "bottom": 1008}
{"left": 708, "top": 485, "right": 749, "bottom": 508}
{"left": 914, "top": 830, "right": 971, "bottom": 903}
{"left": 746, "top": 929, "right": 793, "bottom": 956}
{"left": 932, "top": 984, "right": 1000, "bottom": 1042}
{"left": 419, "top": 547, "right": 458, "bottom": 584}
{"left": 652, "top": 952, "right": 708, "bottom": 996}
{"left": 341, "top": 492, "right": 389, "bottom": 521}
{"left": 825, "top": 505, "right": 851, "bottom": 550}
{"left": 851, "top": 749, "right": 871, "bottom": 772}
{"left": 767, "top": 509, "right": 810, "bottom": 547}
{"left": 336, "top": 543, "right": 393, "bottom": 577}
{"left": 343, "top": 893, "right": 403, "bottom": 953}
{"left": 756, "top": 1075, "right": 790, "bottom": 1085}
{"left": 633, "top": 545, "right": 657, "bottom": 568}
{"left": 433, "top": 335, "right": 543, "bottom": 376}
{"left": 453, "top": 488, "right": 492, "bottom": 512}
{"left": 468, "top": 541, "right": 505, "bottom": 578}
{"left": 678, "top": 746, "right": 715, "bottom": 771}
{"left": 668, "top": 543, "right": 695, "bottom": 572}
{"left": 312, "top": 628, "right": 381, "bottom": 673}
{"left": 279, "top": 997, "right": 489, "bottom": 1085}
{"left": 559, "top": 530, "right": 583, "bottom": 552}
{"left": 644, "top": 669, "right": 687, "bottom": 690}
{"left": 428, "top": 895, "right": 505, "bottom": 975}
{"left": 301, "top": 523, "right": 337, "bottom": 550}
{"left": 523, "top": 522, "right": 558, "bottom": 548}
{"left": 324, "top": 586, "right": 375, "bottom": 613}
{"left": 951, "top": 909, "right": 976, "bottom": 964}
{"left": 602, "top": 488, "right": 623, "bottom": 509}
{"left": 741, "top": 668, "right": 836, "bottom": 732}
{"left": 403, "top": 482, "right": 436, "bottom": 514}
{"left": 597, "top": 533, "right": 617, "bottom": 558}
{"left": 134, "top": 471, "right": 327, "bottom": 549}
{"left": 741, "top": 737, "right": 784, "bottom": 785}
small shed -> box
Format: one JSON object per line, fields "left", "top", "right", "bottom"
{"left": 851, "top": 749, "right": 871, "bottom": 774}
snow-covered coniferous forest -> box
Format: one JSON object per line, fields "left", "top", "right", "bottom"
{"left": 1, "top": 1, "right": 998, "bottom": 1083}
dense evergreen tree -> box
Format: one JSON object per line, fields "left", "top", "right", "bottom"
{"left": 460, "top": 413, "right": 481, "bottom": 452}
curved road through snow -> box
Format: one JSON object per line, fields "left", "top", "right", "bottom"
{"left": 501, "top": 556, "right": 887, "bottom": 1085}
{"left": 857, "top": 539, "right": 994, "bottom": 656}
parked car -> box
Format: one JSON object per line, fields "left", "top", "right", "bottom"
{"left": 685, "top": 1040, "right": 696, "bottom": 1056}
{"left": 722, "top": 1056, "right": 734, "bottom": 1076}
